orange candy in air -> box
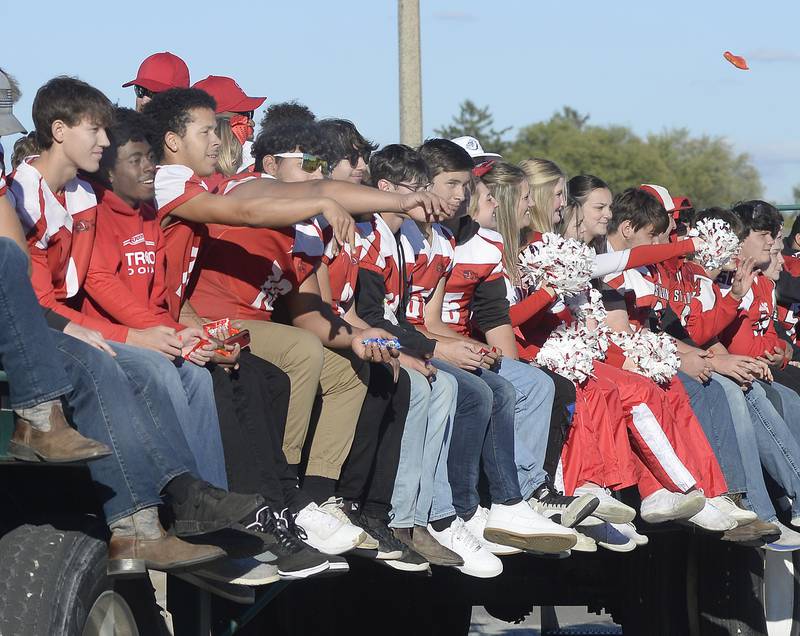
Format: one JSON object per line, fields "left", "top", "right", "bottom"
{"left": 723, "top": 51, "right": 749, "bottom": 70}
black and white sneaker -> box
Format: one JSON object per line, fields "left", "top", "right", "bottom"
{"left": 246, "top": 506, "right": 330, "bottom": 580}
{"left": 529, "top": 481, "right": 599, "bottom": 528}
{"left": 342, "top": 505, "right": 404, "bottom": 561}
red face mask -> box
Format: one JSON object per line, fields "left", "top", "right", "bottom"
{"left": 229, "top": 114, "right": 253, "bottom": 146}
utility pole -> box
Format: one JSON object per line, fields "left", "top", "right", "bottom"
{"left": 398, "top": 0, "right": 422, "bottom": 146}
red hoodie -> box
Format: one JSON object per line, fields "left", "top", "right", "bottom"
{"left": 718, "top": 274, "right": 787, "bottom": 358}
{"left": 82, "top": 187, "right": 183, "bottom": 333}
{"left": 8, "top": 158, "right": 128, "bottom": 342}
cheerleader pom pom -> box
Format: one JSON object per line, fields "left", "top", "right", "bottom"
{"left": 535, "top": 322, "right": 603, "bottom": 384}
{"left": 609, "top": 329, "right": 680, "bottom": 384}
{"left": 688, "top": 218, "right": 740, "bottom": 270}
{"left": 518, "top": 232, "right": 595, "bottom": 297}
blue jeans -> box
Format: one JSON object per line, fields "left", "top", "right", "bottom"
{"left": 768, "top": 381, "right": 800, "bottom": 449}
{"left": 0, "top": 238, "right": 72, "bottom": 408}
{"left": 389, "top": 366, "right": 457, "bottom": 528}
{"left": 431, "top": 360, "right": 522, "bottom": 519}
{"left": 714, "top": 373, "right": 800, "bottom": 521}
{"left": 677, "top": 372, "right": 747, "bottom": 494}
{"left": 53, "top": 332, "right": 194, "bottom": 524}
{"left": 115, "top": 347, "right": 227, "bottom": 489}
{"left": 494, "top": 358, "right": 555, "bottom": 499}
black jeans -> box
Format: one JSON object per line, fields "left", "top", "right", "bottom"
{"left": 337, "top": 363, "right": 409, "bottom": 519}
{"left": 212, "top": 351, "right": 311, "bottom": 513}
{"left": 539, "top": 368, "right": 577, "bottom": 484}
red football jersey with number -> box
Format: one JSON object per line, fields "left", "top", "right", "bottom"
{"left": 399, "top": 220, "right": 455, "bottom": 326}
{"left": 443, "top": 225, "right": 505, "bottom": 336}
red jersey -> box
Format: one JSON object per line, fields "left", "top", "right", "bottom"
{"left": 320, "top": 216, "right": 361, "bottom": 317}
{"left": 8, "top": 159, "right": 127, "bottom": 341}
{"left": 718, "top": 274, "right": 787, "bottom": 358}
{"left": 153, "top": 164, "right": 209, "bottom": 320}
{"left": 443, "top": 222, "right": 506, "bottom": 336}
{"left": 357, "top": 214, "right": 402, "bottom": 324}
{"left": 189, "top": 174, "right": 324, "bottom": 322}
{"left": 82, "top": 187, "right": 182, "bottom": 334}
{"left": 399, "top": 220, "right": 455, "bottom": 326}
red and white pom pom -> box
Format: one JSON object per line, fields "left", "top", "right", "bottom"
{"left": 609, "top": 329, "right": 679, "bottom": 384}
{"left": 535, "top": 321, "right": 605, "bottom": 384}
{"left": 518, "top": 232, "right": 595, "bottom": 297}
{"left": 568, "top": 288, "right": 610, "bottom": 354}
{"left": 688, "top": 218, "right": 740, "bottom": 270}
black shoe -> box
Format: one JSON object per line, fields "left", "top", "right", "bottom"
{"left": 529, "top": 482, "right": 599, "bottom": 529}
{"left": 246, "top": 506, "right": 331, "bottom": 580}
{"left": 359, "top": 514, "right": 405, "bottom": 561}
{"left": 167, "top": 480, "right": 265, "bottom": 537}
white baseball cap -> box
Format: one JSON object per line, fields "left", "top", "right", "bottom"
{"left": 0, "top": 70, "right": 26, "bottom": 136}
{"left": 451, "top": 135, "right": 502, "bottom": 160}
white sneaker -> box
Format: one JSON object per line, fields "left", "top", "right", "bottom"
{"left": 573, "top": 484, "right": 636, "bottom": 523}
{"left": 611, "top": 522, "right": 649, "bottom": 546}
{"left": 192, "top": 558, "right": 280, "bottom": 586}
{"left": 427, "top": 518, "right": 503, "bottom": 578}
{"left": 579, "top": 521, "right": 637, "bottom": 553}
{"left": 688, "top": 500, "right": 737, "bottom": 532}
{"left": 294, "top": 502, "right": 366, "bottom": 555}
{"left": 640, "top": 489, "right": 705, "bottom": 524}
{"left": 571, "top": 530, "right": 597, "bottom": 553}
{"left": 765, "top": 522, "right": 800, "bottom": 552}
{"left": 318, "top": 497, "right": 379, "bottom": 550}
{"left": 484, "top": 501, "right": 577, "bottom": 554}
{"left": 464, "top": 506, "right": 522, "bottom": 556}
{"left": 709, "top": 496, "right": 758, "bottom": 526}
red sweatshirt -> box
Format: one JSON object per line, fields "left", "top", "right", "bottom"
{"left": 718, "top": 274, "right": 787, "bottom": 358}
{"left": 83, "top": 187, "right": 182, "bottom": 333}
{"left": 8, "top": 159, "right": 128, "bottom": 341}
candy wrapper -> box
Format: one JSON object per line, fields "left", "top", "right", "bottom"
{"left": 688, "top": 218, "right": 740, "bottom": 270}
{"left": 518, "top": 233, "right": 595, "bottom": 297}
{"left": 610, "top": 329, "right": 679, "bottom": 384}
{"left": 361, "top": 337, "right": 402, "bottom": 349}
{"left": 535, "top": 321, "right": 604, "bottom": 385}
{"left": 183, "top": 318, "right": 243, "bottom": 360}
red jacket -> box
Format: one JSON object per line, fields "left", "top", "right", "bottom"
{"left": 82, "top": 187, "right": 183, "bottom": 334}
{"left": 8, "top": 159, "right": 128, "bottom": 342}
{"left": 718, "top": 275, "right": 787, "bottom": 358}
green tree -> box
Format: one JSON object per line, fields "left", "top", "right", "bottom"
{"left": 792, "top": 183, "right": 800, "bottom": 202}
{"left": 434, "top": 100, "right": 511, "bottom": 155}
{"left": 438, "top": 105, "right": 764, "bottom": 209}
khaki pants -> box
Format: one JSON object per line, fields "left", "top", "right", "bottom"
{"left": 240, "top": 320, "right": 368, "bottom": 479}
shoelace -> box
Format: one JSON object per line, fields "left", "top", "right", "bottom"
{"left": 452, "top": 519, "right": 482, "bottom": 553}
{"left": 246, "top": 505, "right": 307, "bottom": 553}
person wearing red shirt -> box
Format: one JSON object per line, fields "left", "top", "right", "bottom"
{"left": 184, "top": 115, "right": 403, "bottom": 561}
{"left": 8, "top": 75, "right": 270, "bottom": 576}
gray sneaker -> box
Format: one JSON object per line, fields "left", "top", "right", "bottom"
{"left": 192, "top": 557, "right": 280, "bottom": 585}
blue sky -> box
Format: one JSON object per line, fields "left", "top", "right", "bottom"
{"left": 2, "top": 0, "right": 798, "bottom": 201}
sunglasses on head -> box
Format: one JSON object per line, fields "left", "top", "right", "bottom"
{"left": 134, "top": 85, "right": 154, "bottom": 100}
{"left": 274, "top": 152, "right": 329, "bottom": 174}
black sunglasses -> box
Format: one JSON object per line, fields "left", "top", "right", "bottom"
{"left": 134, "top": 85, "right": 154, "bottom": 100}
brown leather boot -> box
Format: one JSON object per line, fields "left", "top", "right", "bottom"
{"left": 392, "top": 526, "right": 464, "bottom": 567}
{"left": 108, "top": 528, "right": 225, "bottom": 577}
{"left": 9, "top": 404, "right": 111, "bottom": 463}
{"left": 722, "top": 519, "right": 780, "bottom": 546}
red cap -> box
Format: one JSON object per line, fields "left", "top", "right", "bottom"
{"left": 122, "top": 52, "right": 190, "bottom": 92}
{"left": 192, "top": 76, "right": 265, "bottom": 114}
{"left": 672, "top": 196, "right": 693, "bottom": 211}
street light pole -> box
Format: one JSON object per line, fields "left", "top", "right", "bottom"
{"left": 398, "top": 0, "right": 422, "bottom": 146}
